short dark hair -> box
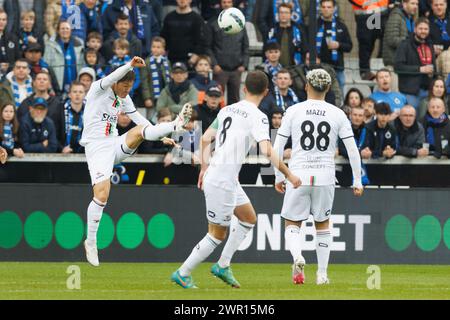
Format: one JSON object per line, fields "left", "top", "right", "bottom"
{"left": 320, "top": 0, "right": 336, "bottom": 6}
{"left": 416, "top": 17, "right": 430, "bottom": 27}
{"left": 69, "top": 81, "right": 85, "bottom": 92}
{"left": 87, "top": 31, "right": 102, "bottom": 42}
{"left": 375, "top": 102, "right": 392, "bottom": 115}
{"left": 116, "top": 13, "right": 130, "bottom": 23}
{"left": 14, "top": 58, "right": 29, "bottom": 68}
{"left": 376, "top": 68, "right": 391, "bottom": 79}
{"left": 361, "top": 97, "right": 376, "bottom": 106}
{"left": 276, "top": 69, "right": 291, "bottom": 78}
{"left": 263, "top": 41, "right": 281, "bottom": 52}
{"left": 110, "top": 66, "right": 135, "bottom": 83}
{"left": 278, "top": 2, "right": 293, "bottom": 12}
{"left": 245, "top": 71, "right": 269, "bottom": 95}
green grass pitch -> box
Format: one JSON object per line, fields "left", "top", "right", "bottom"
{"left": 0, "top": 262, "right": 449, "bottom": 300}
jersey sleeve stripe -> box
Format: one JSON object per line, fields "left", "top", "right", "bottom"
{"left": 99, "top": 80, "right": 104, "bottom": 90}
{"left": 125, "top": 109, "right": 137, "bottom": 114}
{"left": 277, "top": 133, "right": 289, "bottom": 138}
{"left": 341, "top": 135, "right": 354, "bottom": 140}
{"left": 120, "top": 145, "right": 133, "bottom": 155}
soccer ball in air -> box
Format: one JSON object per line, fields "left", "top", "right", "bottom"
{"left": 218, "top": 7, "right": 245, "bottom": 35}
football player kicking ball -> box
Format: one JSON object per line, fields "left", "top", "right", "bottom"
{"left": 273, "top": 69, "right": 364, "bottom": 285}
{"left": 81, "top": 56, "right": 192, "bottom": 266}
{"left": 171, "top": 71, "right": 301, "bottom": 289}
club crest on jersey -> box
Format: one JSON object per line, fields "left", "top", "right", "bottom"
{"left": 385, "top": 132, "right": 391, "bottom": 139}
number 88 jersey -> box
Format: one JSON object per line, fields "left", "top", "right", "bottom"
{"left": 277, "top": 99, "right": 354, "bottom": 186}
{"left": 205, "top": 100, "right": 270, "bottom": 189}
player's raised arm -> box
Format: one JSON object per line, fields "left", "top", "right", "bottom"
{"left": 259, "top": 140, "right": 301, "bottom": 191}
{"left": 99, "top": 56, "right": 146, "bottom": 90}
{"left": 197, "top": 119, "right": 218, "bottom": 189}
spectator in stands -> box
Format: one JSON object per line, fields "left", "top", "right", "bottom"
{"left": 338, "top": 105, "right": 370, "bottom": 159}
{"left": 194, "top": 85, "right": 221, "bottom": 133}
{"left": 102, "top": 0, "right": 160, "bottom": 57}
{"left": 288, "top": 52, "right": 341, "bottom": 106}
{"left": 350, "top": 0, "right": 390, "bottom": 80}
{"left": 271, "top": 110, "right": 283, "bottom": 129}
{"left": 162, "top": 0, "right": 200, "bottom": 21}
{"left": 102, "top": 13, "right": 142, "bottom": 62}
{"left": 140, "top": 36, "right": 171, "bottom": 116}
{"left": 206, "top": 0, "right": 249, "bottom": 105}
{"left": 342, "top": 87, "right": 364, "bottom": 117}
{"left": 71, "top": 0, "right": 103, "bottom": 42}
{"left": 394, "top": 104, "right": 429, "bottom": 157}
{"left": 0, "top": 103, "right": 24, "bottom": 158}
{"left": 190, "top": 55, "right": 221, "bottom": 105}
{"left": 18, "top": 72, "right": 63, "bottom": 142}
{"left": 256, "top": 41, "right": 283, "bottom": 91}
{"left": 429, "top": 0, "right": 450, "bottom": 56}
{"left": 61, "top": 81, "right": 85, "bottom": 153}
{"left": 260, "top": 69, "right": 299, "bottom": 120}
{"left": 77, "top": 66, "right": 96, "bottom": 92}
{"left": 155, "top": 61, "right": 198, "bottom": 115}
{"left": 161, "top": 0, "right": 205, "bottom": 67}
{"left": 45, "top": 0, "right": 82, "bottom": 39}
{"left": 315, "top": 0, "right": 352, "bottom": 91}
{"left": 266, "top": 2, "right": 307, "bottom": 67}
{"left": 257, "top": 0, "right": 305, "bottom": 41}
{"left": 366, "top": 102, "right": 398, "bottom": 159}
{"left": 18, "top": 10, "right": 44, "bottom": 52}
{"left": 436, "top": 44, "right": 450, "bottom": 80}
{"left": 44, "top": 20, "right": 85, "bottom": 95}
{"left": 0, "top": 9, "right": 21, "bottom": 68}
{"left": 84, "top": 48, "right": 106, "bottom": 80}
{"left": 19, "top": 97, "right": 58, "bottom": 153}
{"left": 423, "top": 97, "right": 450, "bottom": 157}
{"left": 3, "top": 0, "right": 46, "bottom": 37}
{"left": 24, "top": 43, "right": 60, "bottom": 95}
{"left": 370, "top": 68, "right": 408, "bottom": 120}
{"left": 395, "top": 17, "right": 436, "bottom": 110}
{"left": 201, "top": 0, "right": 246, "bottom": 21}
{"left": 86, "top": 31, "right": 106, "bottom": 66}
{"left": 418, "top": 77, "right": 449, "bottom": 119}
{"left": 362, "top": 97, "right": 376, "bottom": 123}
{"left": 0, "top": 59, "right": 34, "bottom": 110}
{"left": 382, "top": 0, "right": 418, "bottom": 92}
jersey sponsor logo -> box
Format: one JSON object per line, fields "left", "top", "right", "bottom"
{"left": 207, "top": 211, "right": 216, "bottom": 218}
{"left": 262, "top": 117, "right": 269, "bottom": 125}
{"left": 306, "top": 109, "right": 326, "bottom": 116}
{"left": 102, "top": 113, "right": 118, "bottom": 123}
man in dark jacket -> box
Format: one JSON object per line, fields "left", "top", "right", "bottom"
{"left": 206, "top": 0, "right": 249, "bottom": 105}
{"left": 19, "top": 97, "right": 58, "bottom": 153}
{"left": 366, "top": 102, "right": 399, "bottom": 159}
{"left": 161, "top": 0, "right": 205, "bottom": 67}
{"left": 394, "top": 17, "right": 436, "bottom": 110}
{"left": 193, "top": 85, "right": 221, "bottom": 133}
{"left": 338, "top": 105, "right": 370, "bottom": 159}
{"left": 422, "top": 97, "right": 450, "bottom": 158}
{"left": 102, "top": 13, "right": 143, "bottom": 62}
{"left": 428, "top": 0, "right": 450, "bottom": 54}
{"left": 314, "top": 0, "right": 352, "bottom": 90}
{"left": 102, "top": 0, "right": 159, "bottom": 57}
{"left": 0, "top": 9, "right": 21, "bottom": 67}
{"left": 395, "top": 104, "right": 429, "bottom": 157}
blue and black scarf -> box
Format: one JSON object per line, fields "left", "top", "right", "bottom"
{"left": 2, "top": 122, "right": 14, "bottom": 149}
{"left": 273, "top": 0, "right": 303, "bottom": 24}
{"left": 121, "top": 0, "right": 145, "bottom": 40}
{"left": 11, "top": 76, "right": 33, "bottom": 109}
{"left": 425, "top": 113, "right": 448, "bottom": 147}
{"left": 59, "top": 38, "right": 78, "bottom": 94}
{"left": 316, "top": 17, "right": 338, "bottom": 62}
{"left": 64, "top": 99, "right": 84, "bottom": 149}
{"left": 109, "top": 54, "right": 131, "bottom": 67}
{"left": 432, "top": 17, "right": 450, "bottom": 42}
{"left": 149, "top": 55, "right": 170, "bottom": 99}
{"left": 274, "top": 86, "right": 298, "bottom": 111}
{"left": 355, "top": 126, "right": 370, "bottom": 185}
{"left": 268, "top": 24, "right": 303, "bottom": 64}
{"left": 264, "top": 59, "right": 283, "bottom": 83}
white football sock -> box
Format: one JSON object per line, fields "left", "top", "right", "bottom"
{"left": 141, "top": 122, "right": 175, "bottom": 141}
{"left": 316, "top": 229, "right": 332, "bottom": 274}
{"left": 218, "top": 220, "right": 254, "bottom": 268}
{"left": 86, "top": 198, "right": 106, "bottom": 247}
{"left": 285, "top": 225, "right": 303, "bottom": 263}
{"left": 179, "top": 233, "right": 222, "bottom": 277}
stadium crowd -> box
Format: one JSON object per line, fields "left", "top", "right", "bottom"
{"left": 0, "top": 0, "right": 450, "bottom": 164}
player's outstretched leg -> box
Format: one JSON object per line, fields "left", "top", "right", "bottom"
{"left": 315, "top": 221, "right": 331, "bottom": 285}
{"left": 212, "top": 203, "right": 256, "bottom": 288}
{"left": 171, "top": 233, "right": 223, "bottom": 289}
{"left": 285, "top": 222, "right": 306, "bottom": 284}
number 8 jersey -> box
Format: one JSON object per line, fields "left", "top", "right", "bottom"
{"left": 277, "top": 99, "right": 353, "bottom": 186}
{"left": 205, "top": 100, "right": 270, "bottom": 190}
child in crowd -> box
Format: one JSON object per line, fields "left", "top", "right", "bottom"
{"left": 190, "top": 55, "right": 222, "bottom": 105}
{"left": 19, "top": 10, "right": 42, "bottom": 52}
{"left": 0, "top": 104, "right": 24, "bottom": 158}
{"left": 84, "top": 48, "right": 105, "bottom": 79}
{"left": 107, "top": 39, "right": 140, "bottom": 95}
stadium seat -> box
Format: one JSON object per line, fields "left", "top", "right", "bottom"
{"left": 246, "top": 22, "right": 263, "bottom": 54}
{"left": 370, "top": 58, "right": 385, "bottom": 72}
{"left": 248, "top": 56, "right": 262, "bottom": 71}
{"left": 343, "top": 84, "right": 372, "bottom": 98}
{"left": 347, "top": 57, "right": 376, "bottom": 87}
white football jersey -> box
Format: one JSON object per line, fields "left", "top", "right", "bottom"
{"left": 205, "top": 100, "right": 270, "bottom": 189}
{"left": 80, "top": 63, "right": 137, "bottom": 146}
{"left": 277, "top": 99, "right": 353, "bottom": 186}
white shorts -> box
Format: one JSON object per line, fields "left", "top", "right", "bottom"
{"left": 85, "top": 134, "right": 136, "bottom": 185}
{"left": 281, "top": 185, "right": 335, "bottom": 223}
{"left": 203, "top": 181, "right": 250, "bottom": 227}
